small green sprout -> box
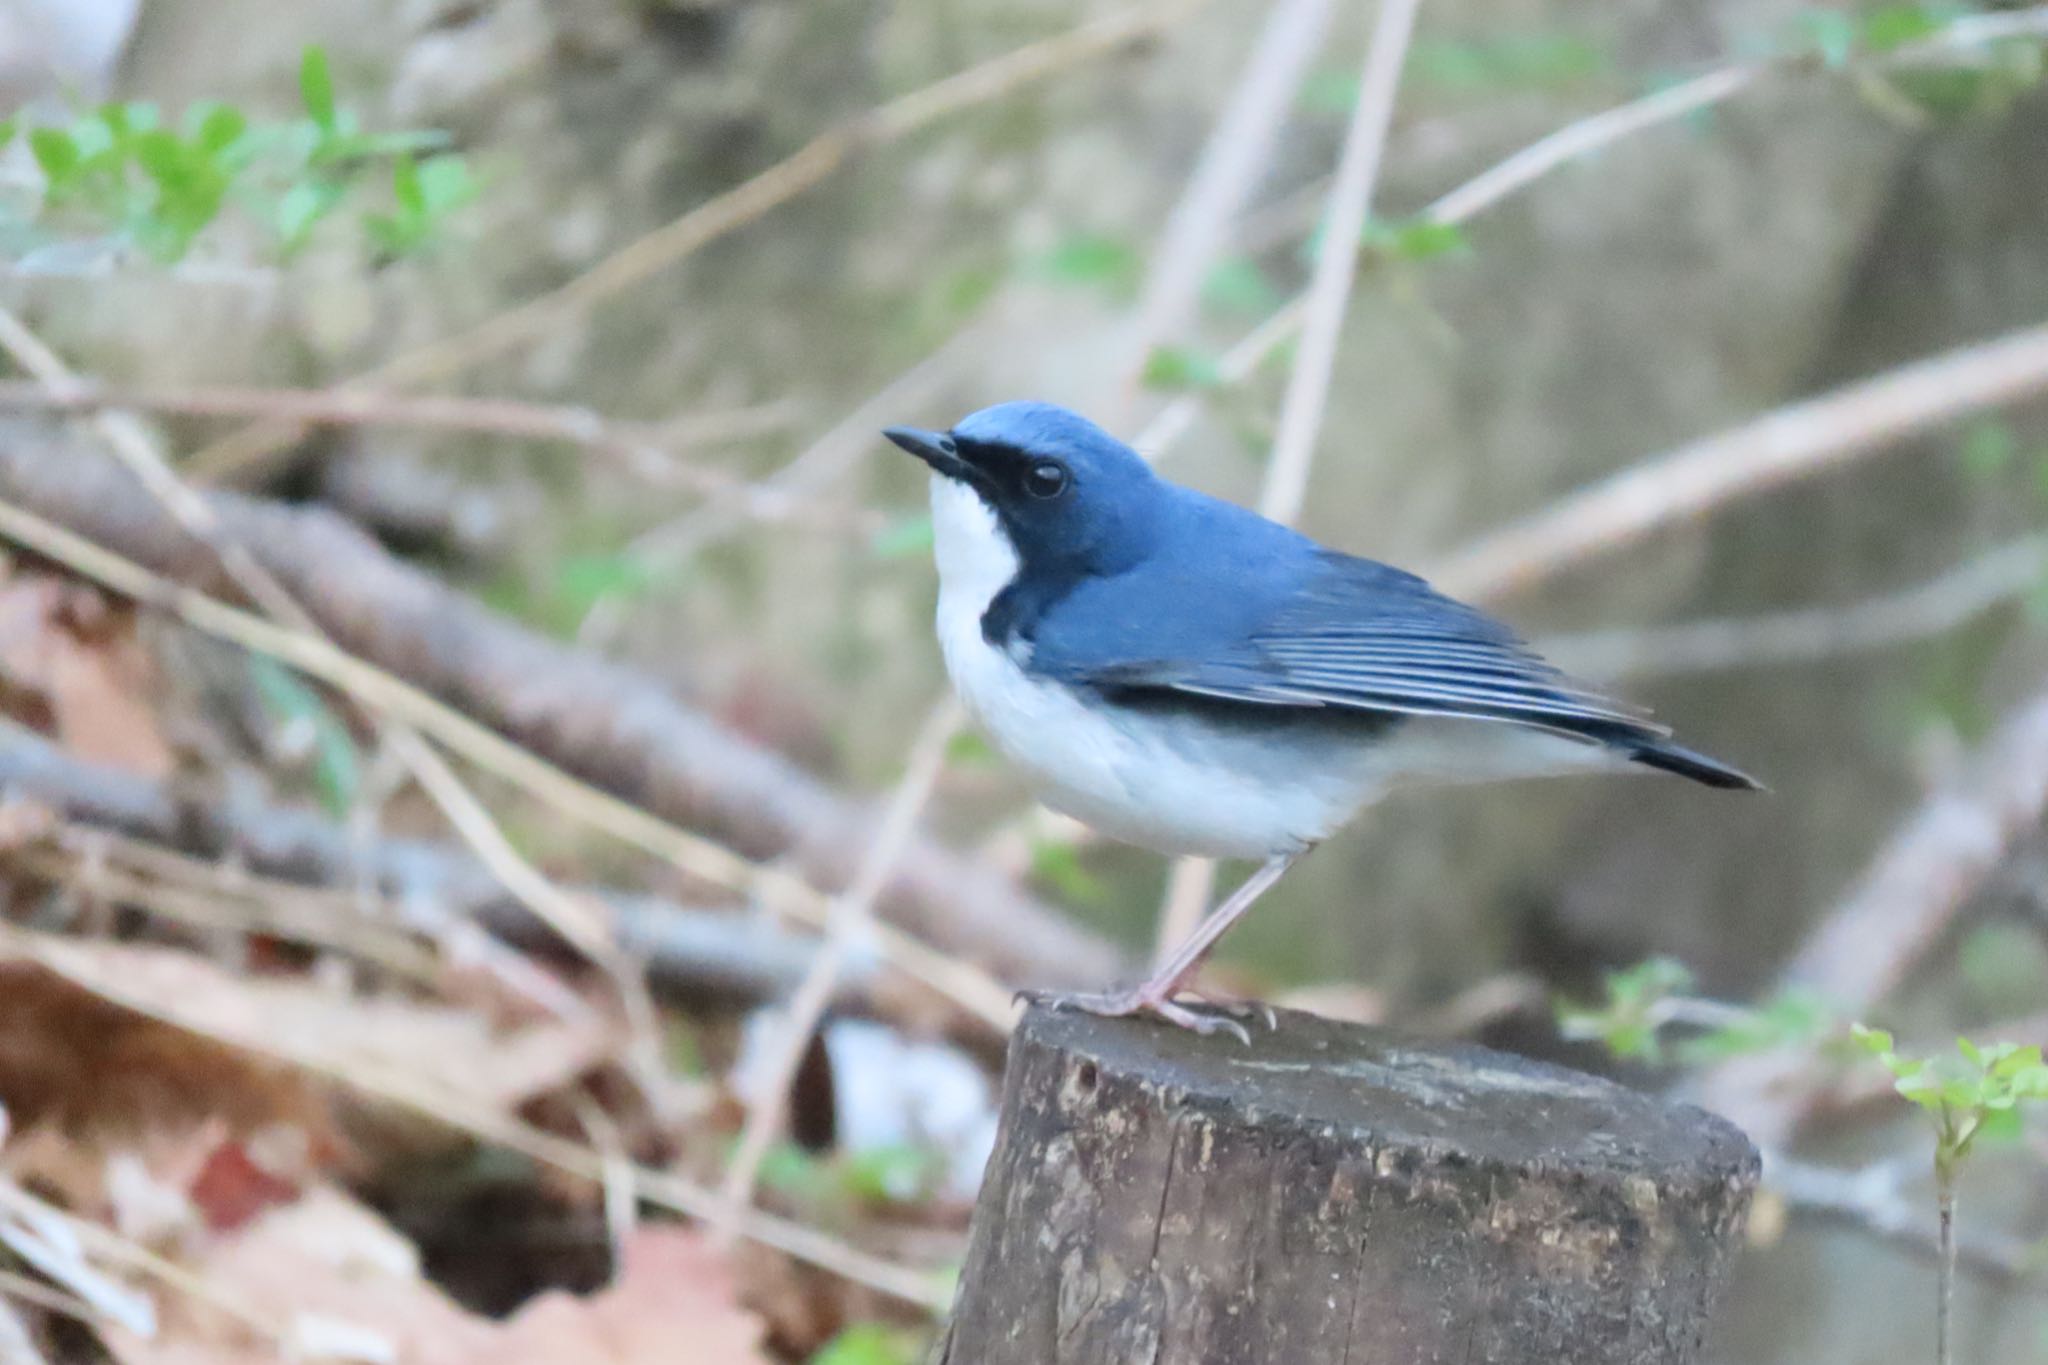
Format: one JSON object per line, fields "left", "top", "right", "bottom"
{"left": 1557, "top": 958, "right": 1833, "bottom": 1064}
{"left": 1851, "top": 1027, "right": 2048, "bottom": 1181}
{"left": 7, "top": 45, "right": 474, "bottom": 266}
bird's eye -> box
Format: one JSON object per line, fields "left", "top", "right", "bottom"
{"left": 1023, "top": 461, "right": 1069, "bottom": 499}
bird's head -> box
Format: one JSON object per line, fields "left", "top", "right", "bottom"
{"left": 884, "top": 401, "right": 1161, "bottom": 577}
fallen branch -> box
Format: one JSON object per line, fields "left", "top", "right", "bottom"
{"left": 0, "top": 726, "right": 847, "bottom": 1003}
{"left": 0, "top": 438, "right": 1120, "bottom": 999}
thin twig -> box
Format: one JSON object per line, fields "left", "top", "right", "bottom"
{"left": 718, "top": 701, "right": 967, "bottom": 1224}
{"left": 1259, "top": 0, "right": 1422, "bottom": 529}
{"left": 0, "top": 487, "right": 1016, "bottom": 1029}
{"left": 0, "top": 305, "right": 664, "bottom": 1060}
{"left": 183, "top": 0, "right": 1207, "bottom": 486}
{"left": 1114, "top": 0, "right": 1335, "bottom": 413}
{"left": 0, "top": 724, "right": 852, "bottom": 1003}
{"left": 584, "top": 310, "right": 994, "bottom": 648}
{"left": 1430, "top": 321, "right": 2048, "bottom": 601}
{"left": 1129, "top": 7, "right": 2048, "bottom": 471}
{"left": 1151, "top": 0, "right": 1423, "bottom": 964}
{"left": 0, "top": 379, "right": 804, "bottom": 493}
{"left": 1541, "top": 535, "right": 2048, "bottom": 680}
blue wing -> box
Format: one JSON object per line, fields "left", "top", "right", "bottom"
{"left": 1023, "top": 526, "right": 1658, "bottom": 738}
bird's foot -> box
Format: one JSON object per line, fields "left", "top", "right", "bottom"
{"left": 1040, "top": 985, "right": 1270, "bottom": 1045}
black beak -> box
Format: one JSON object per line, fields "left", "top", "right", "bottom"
{"left": 883, "top": 426, "right": 969, "bottom": 480}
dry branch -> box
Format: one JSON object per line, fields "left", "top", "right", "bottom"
{"left": 186, "top": 0, "right": 1208, "bottom": 485}
{"left": 0, "top": 438, "right": 1122, "bottom": 994}
{"left": 1430, "top": 322, "right": 2048, "bottom": 602}
{"left": 1542, "top": 535, "right": 2048, "bottom": 681}
{"left": 0, "top": 379, "right": 804, "bottom": 495}
{"left": 1257, "top": 0, "right": 1420, "bottom": 529}
{"left": 0, "top": 726, "right": 844, "bottom": 1002}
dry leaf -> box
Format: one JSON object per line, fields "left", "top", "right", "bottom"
{"left": 480, "top": 1225, "right": 772, "bottom": 1365}
{"left": 105, "top": 1192, "right": 770, "bottom": 1365}
{"left": 0, "top": 568, "right": 171, "bottom": 778}
{"left": 104, "top": 1186, "right": 492, "bottom": 1365}
{"left": 0, "top": 936, "right": 616, "bottom": 1118}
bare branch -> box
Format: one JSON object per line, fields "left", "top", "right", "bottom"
{"left": 0, "top": 439, "right": 1112, "bottom": 1010}
{"left": 1114, "top": 0, "right": 1335, "bottom": 411}
{"left": 718, "top": 701, "right": 967, "bottom": 1223}
{"left": 1543, "top": 535, "right": 2048, "bottom": 680}
{"left": 0, "top": 724, "right": 853, "bottom": 1002}
{"left": 1257, "top": 0, "right": 1422, "bottom": 529}
{"left": 1133, "top": 7, "right": 2048, "bottom": 474}
{"left": 0, "top": 378, "right": 803, "bottom": 492}
{"left": 183, "top": 0, "right": 1210, "bottom": 485}
{"left": 1431, "top": 322, "right": 2048, "bottom": 602}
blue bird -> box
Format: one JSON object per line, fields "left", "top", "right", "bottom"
{"left": 884, "top": 401, "right": 1757, "bottom": 1038}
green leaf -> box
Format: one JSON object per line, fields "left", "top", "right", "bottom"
{"left": 1991, "top": 1044, "right": 2043, "bottom": 1079}
{"left": 1141, "top": 344, "right": 1224, "bottom": 392}
{"left": 275, "top": 177, "right": 343, "bottom": 249}
{"left": 1793, "top": 11, "right": 1860, "bottom": 68}
{"left": 811, "top": 1324, "right": 916, "bottom": 1365}
{"left": 193, "top": 103, "right": 248, "bottom": 155}
{"left": 1201, "top": 256, "right": 1280, "bottom": 316}
{"left": 944, "top": 729, "right": 996, "bottom": 767}
{"left": 1036, "top": 232, "right": 1141, "bottom": 298}
{"left": 869, "top": 513, "right": 934, "bottom": 560}
{"left": 414, "top": 154, "right": 476, "bottom": 212}
{"left": 1961, "top": 420, "right": 2016, "bottom": 479}
{"left": 28, "top": 127, "right": 80, "bottom": 184}
{"left": 390, "top": 154, "right": 424, "bottom": 216}
{"left": 1407, "top": 34, "right": 1612, "bottom": 94}
{"left": 247, "top": 656, "right": 360, "bottom": 819}
{"left": 300, "top": 46, "right": 338, "bottom": 131}
{"left": 1850, "top": 1023, "right": 1895, "bottom": 1056}
{"left": 1030, "top": 837, "right": 1108, "bottom": 908}
{"left": 1861, "top": 6, "right": 1943, "bottom": 55}
{"left": 838, "top": 1145, "right": 943, "bottom": 1206}
{"left": 1297, "top": 67, "right": 1359, "bottom": 115}
{"left": 1364, "top": 218, "right": 1471, "bottom": 263}
{"left": 1975, "top": 1104, "right": 2026, "bottom": 1144}
{"left": 1957, "top": 1035, "right": 1984, "bottom": 1066}
{"left": 0, "top": 117, "right": 16, "bottom": 151}
{"left": 554, "top": 552, "right": 660, "bottom": 616}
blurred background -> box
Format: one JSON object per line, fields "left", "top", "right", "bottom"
{"left": 0, "top": 0, "right": 2045, "bottom": 1362}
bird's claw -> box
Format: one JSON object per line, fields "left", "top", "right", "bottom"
{"left": 1041, "top": 987, "right": 1265, "bottom": 1045}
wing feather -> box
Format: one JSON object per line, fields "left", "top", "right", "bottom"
{"left": 1042, "top": 548, "right": 1661, "bottom": 738}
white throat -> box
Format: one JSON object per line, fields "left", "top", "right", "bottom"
{"left": 929, "top": 474, "right": 1019, "bottom": 624}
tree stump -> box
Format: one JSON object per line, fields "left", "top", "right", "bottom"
{"left": 939, "top": 1001, "right": 1758, "bottom": 1365}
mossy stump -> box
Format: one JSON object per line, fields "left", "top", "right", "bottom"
{"left": 939, "top": 1000, "right": 1758, "bottom": 1365}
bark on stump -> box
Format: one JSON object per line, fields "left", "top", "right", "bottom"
{"left": 940, "top": 1001, "right": 1758, "bottom": 1365}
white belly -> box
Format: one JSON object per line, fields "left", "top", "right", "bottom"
{"left": 929, "top": 477, "right": 1380, "bottom": 859}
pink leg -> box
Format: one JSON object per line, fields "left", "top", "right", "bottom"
{"left": 1049, "top": 852, "right": 1300, "bottom": 1042}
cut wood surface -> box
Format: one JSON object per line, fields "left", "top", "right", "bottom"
{"left": 942, "top": 1001, "right": 1759, "bottom": 1365}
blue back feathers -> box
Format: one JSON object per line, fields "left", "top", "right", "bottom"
{"left": 936, "top": 401, "right": 1758, "bottom": 788}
